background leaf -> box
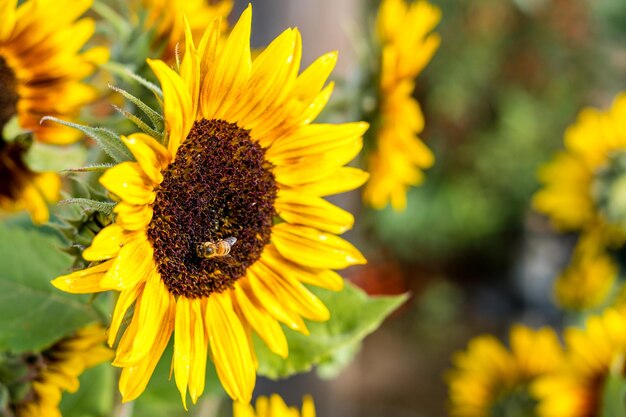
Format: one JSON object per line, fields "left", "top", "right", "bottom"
{"left": 255, "top": 281, "right": 408, "bottom": 379}
{"left": 60, "top": 362, "right": 115, "bottom": 417}
{"left": 0, "top": 224, "right": 101, "bottom": 352}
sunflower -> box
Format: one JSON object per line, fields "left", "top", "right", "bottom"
{"left": 532, "top": 308, "right": 626, "bottom": 417}
{"left": 233, "top": 395, "right": 316, "bottom": 417}
{"left": 11, "top": 324, "right": 113, "bottom": 417}
{"left": 447, "top": 325, "right": 563, "bottom": 417}
{"left": 534, "top": 93, "right": 626, "bottom": 241}
{"left": 53, "top": 6, "right": 368, "bottom": 407}
{"left": 554, "top": 230, "right": 618, "bottom": 311}
{"left": 0, "top": 0, "right": 107, "bottom": 223}
{"left": 138, "top": 0, "right": 233, "bottom": 61}
{"left": 362, "top": 0, "right": 441, "bottom": 211}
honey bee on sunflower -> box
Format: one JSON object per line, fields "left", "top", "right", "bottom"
{"left": 53, "top": 5, "right": 368, "bottom": 407}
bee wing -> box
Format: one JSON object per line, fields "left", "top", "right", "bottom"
{"left": 216, "top": 255, "right": 239, "bottom": 266}
{"left": 223, "top": 237, "right": 237, "bottom": 246}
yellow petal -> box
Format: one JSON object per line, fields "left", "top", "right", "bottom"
{"left": 116, "top": 273, "right": 171, "bottom": 365}
{"left": 108, "top": 281, "right": 145, "bottom": 346}
{"left": 272, "top": 223, "right": 366, "bottom": 269}
{"left": 201, "top": 5, "right": 252, "bottom": 120}
{"left": 276, "top": 192, "right": 354, "bottom": 234}
{"left": 232, "top": 284, "right": 288, "bottom": 358}
{"left": 261, "top": 245, "right": 344, "bottom": 291}
{"left": 189, "top": 299, "right": 208, "bottom": 404}
{"left": 100, "top": 162, "right": 155, "bottom": 205}
{"left": 119, "top": 296, "right": 175, "bottom": 402}
{"left": 245, "top": 268, "right": 309, "bottom": 334}
{"left": 114, "top": 202, "right": 153, "bottom": 231}
{"left": 100, "top": 238, "right": 154, "bottom": 290}
{"left": 174, "top": 298, "right": 192, "bottom": 410}
{"left": 255, "top": 259, "right": 330, "bottom": 321}
{"left": 0, "top": 0, "right": 17, "bottom": 41}
{"left": 147, "top": 59, "right": 194, "bottom": 157}
{"left": 292, "top": 167, "right": 369, "bottom": 196}
{"left": 51, "top": 260, "right": 113, "bottom": 294}
{"left": 82, "top": 224, "right": 126, "bottom": 261}
{"left": 121, "top": 133, "right": 171, "bottom": 184}
{"left": 205, "top": 292, "right": 255, "bottom": 403}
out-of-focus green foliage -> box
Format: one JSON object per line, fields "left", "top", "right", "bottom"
{"left": 0, "top": 224, "right": 100, "bottom": 353}
{"left": 370, "top": 0, "right": 619, "bottom": 263}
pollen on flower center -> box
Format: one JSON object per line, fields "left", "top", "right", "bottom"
{"left": 0, "top": 56, "right": 19, "bottom": 133}
{"left": 147, "top": 119, "right": 277, "bottom": 298}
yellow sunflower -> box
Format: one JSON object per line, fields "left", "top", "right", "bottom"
{"left": 447, "top": 325, "right": 563, "bottom": 417}
{"left": 532, "top": 308, "right": 626, "bottom": 417}
{"left": 233, "top": 395, "right": 316, "bottom": 417}
{"left": 139, "top": 0, "right": 233, "bottom": 61}
{"left": 12, "top": 324, "right": 113, "bottom": 417}
{"left": 554, "top": 229, "right": 618, "bottom": 311}
{"left": 0, "top": 0, "right": 107, "bottom": 223}
{"left": 362, "top": 0, "right": 441, "bottom": 211}
{"left": 534, "top": 93, "right": 626, "bottom": 241}
{"left": 53, "top": 6, "right": 368, "bottom": 407}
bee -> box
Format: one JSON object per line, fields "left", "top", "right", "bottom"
{"left": 196, "top": 237, "right": 237, "bottom": 259}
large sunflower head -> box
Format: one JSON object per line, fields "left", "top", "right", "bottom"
{"left": 362, "top": 0, "right": 441, "bottom": 211}
{"left": 532, "top": 308, "right": 626, "bottom": 417}
{"left": 53, "top": 6, "right": 368, "bottom": 407}
{"left": 233, "top": 395, "right": 316, "bottom": 417}
{"left": 534, "top": 93, "right": 626, "bottom": 239}
{"left": 7, "top": 324, "right": 112, "bottom": 417}
{"left": 138, "top": 0, "right": 233, "bottom": 61}
{"left": 447, "top": 325, "right": 564, "bottom": 417}
{"left": 0, "top": 0, "right": 106, "bottom": 223}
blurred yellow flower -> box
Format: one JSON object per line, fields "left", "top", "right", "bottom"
{"left": 234, "top": 395, "right": 316, "bottom": 417}
{"left": 533, "top": 308, "right": 626, "bottom": 417}
{"left": 139, "top": 0, "right": 233, "bottom": 61}
{"left": 534, "top": 93, "right": 626, "bottom": 240}
{"left": 363, "top": 0, "right": 441, "bottom": 211}
{"left": 554, "top": 230, "right": 617, "bottom": 311}
{"left": 0, "top": 0, "right": 107, "bottom": 223}
{"left": 447, "top": 325, "right": 563, "bottom": 417}
{"left": 53, "top": 6, "right": 367, "bottom": 407}
{"left": 14, "top": 324, "right": 112, "bottom": 417}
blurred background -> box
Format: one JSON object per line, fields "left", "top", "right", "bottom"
{"left": 229, "top": 0, "right": 626, "bottom": 416}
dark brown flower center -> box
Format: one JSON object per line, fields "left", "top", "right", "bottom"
{"left": 147, "top": 119, "right": 277, "bottom": 298}
{"left": 0, "top": 56, "right": 32, "bottom": 203}
{"left": 0, "top": 56, "right": 18, "bottom": 133}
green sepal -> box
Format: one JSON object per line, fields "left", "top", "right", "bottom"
{"left": 62, "top": 164, "right": 116, "bottom": 173}
{"left": 1, "top": 116, "right": 30, "bottom": 143}
{"left": 112, "top": 104, "right": 162, "bottom": 140}
{"left": 254, "top": 281, "right": 408, "bottom": 379}
{"left": 108, "top": 84, "right": 164, "bottom": 133}
{"left": 58, "top": 199, "right": 116, "bottom": 216}
{"left": 40, "top": 117, "right": 132, "bottom": 163}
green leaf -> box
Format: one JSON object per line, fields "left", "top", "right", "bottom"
{"left": 0, "top": 225, "right": 101, "bottom": 352}
{"left": 255, "top": 281, "right": 407, "bottom": 379}
{"left": 133, "top": 342, "right": 226, "bottom": 417}
{"left": 60, "top": 362, "right": 115, "bottom": 417}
